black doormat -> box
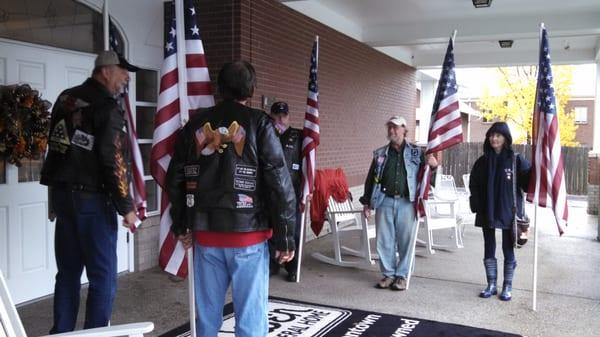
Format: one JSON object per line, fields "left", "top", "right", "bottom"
{"left": 160, "top": 296, "right": 521, "bottom": 337}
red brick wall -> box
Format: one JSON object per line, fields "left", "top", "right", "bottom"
{"left": 197, "top": 0, "right": 416, "bottom": 186}
{"left": 235, "top": 0, "right": 416, "bottom": 186}
{"left": 564, "top": 99, "right": 595, "bottom": 147}
{"left": 197, "top": 0, "right": 240, "bottom": 91}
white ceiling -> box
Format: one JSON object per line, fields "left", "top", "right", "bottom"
{"left": 281, "top": 0, "right": 600, "bottom": 68}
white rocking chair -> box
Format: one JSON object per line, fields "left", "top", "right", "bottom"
{"left": 419, "top": 174, "right": 464, "bottom": 254}
{"left": 311, "top": 196, "right": 376, "bottom": 268}
{"left": 0, "top": 271, "right": 154, "bottom": 337}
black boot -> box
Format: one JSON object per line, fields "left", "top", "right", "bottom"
{"left": 499, "top": 260, "right": 517, "bottom": 301}
{"left": 479, "top": 258, "right": 498, "bottom": 298}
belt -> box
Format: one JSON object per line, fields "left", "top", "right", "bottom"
{"left": 385, "top": 194, "right": 405, "bottom": 199}
{"left": 54, "top": 183, "right": 100, "bottom": 193}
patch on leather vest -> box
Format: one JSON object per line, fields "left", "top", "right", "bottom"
{"left": 186, "top": 194, "right": 195, "bottom": 207}
{"left": 71, "top": 130, "right": 94, "bottom": 150}
{"left": 49, "top": 119, "right": 71, "bottom": 153}
{"left": 236, "top": 194, "right": 254, "bottom": 209}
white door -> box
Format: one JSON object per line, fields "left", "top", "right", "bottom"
{"left": 0, "top": 39, "right": 131, "bottom": 304}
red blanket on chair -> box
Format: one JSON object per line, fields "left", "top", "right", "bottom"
{"left": 310, "top": 168, "right": 350, "bottom": 236}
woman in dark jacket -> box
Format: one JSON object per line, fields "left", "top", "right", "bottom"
{"left": 469, "top": 122, "right": 531, "bottom": 301}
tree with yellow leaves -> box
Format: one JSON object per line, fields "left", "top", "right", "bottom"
{"left": 479, "top": 66, "right": 578, "bottom": 146}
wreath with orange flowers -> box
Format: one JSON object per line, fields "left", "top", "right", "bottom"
{"left": 0, "top": 84, "right": 52, "bottom": 166}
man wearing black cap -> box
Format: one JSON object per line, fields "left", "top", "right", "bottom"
{"left": 269, "top": 101, "right": 303, "bottom": 282}
{"left": 41, "top": 50, "right": 140, "bottom": 333}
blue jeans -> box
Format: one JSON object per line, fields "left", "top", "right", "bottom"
{"left": 50, "top": 187, "right": 118, "bottom": 333}
{"left": 375, "top": 197, "right": 417, "bottom": 279}
{"left": 194, "top": 241, "right": 269, "bottom": 337}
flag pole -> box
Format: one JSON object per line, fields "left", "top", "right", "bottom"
{"left": 175, "top": 0, "right": 195, "bottom": 334}
{"left": 297, "top": 35, "right": 319, "bottom": 282}
{"left": 405, "top": 217, "right": 420, "bottom": 290}
{"left": 531, "top": 22, "right": 545, "bottom": 312}
{"left": 175, "top": 0, "right": 190, "bottom": 126}
{"left": 186, "top": 245, "right": 196, "bottom": 336}
{"left": 296, "top": 198, "right": 311, "bottom": 282}
{"left": 102, "top": 0, "right": 109, "bottom": 50}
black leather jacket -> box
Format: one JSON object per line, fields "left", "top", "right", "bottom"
{"left": 40, "top": 78, "right": 134, "bottom": 215}
{"left": 166, "top": 100, "right": 296, "bottom": 251}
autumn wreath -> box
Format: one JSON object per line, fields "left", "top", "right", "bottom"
{"left": 0, "top": 84, "right": 52, "bottom": 166}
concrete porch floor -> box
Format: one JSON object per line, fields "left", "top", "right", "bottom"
{"left": 18, "top": 199, "right": 600, "bottom": 337}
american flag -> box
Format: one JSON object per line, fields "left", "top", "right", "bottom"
{"left": 109, "top": 21, "right": 147, "bottom": 226}
{"left": 150, "top": 0, "right": 214, "bottom": 277}
{"left": 415, "top": 36, "right": 462, "bottom": 217}
{"left": 300, "top": 37, "right": 320, "bottom": 210}
{"left": 526, "top": 25, "right": 568, "bottom": 234}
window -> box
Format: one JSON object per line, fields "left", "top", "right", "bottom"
{"left": 0, "top": 0, "right": 122, "bottom": 54}
{"left": 481, "top": 110, "right": 494, "bottom": 123}
{"left": 573, "top": 106, "right": 588, "bottom": 124}
{"left": 135, "top": 69, "right": 159, "bottom": 214}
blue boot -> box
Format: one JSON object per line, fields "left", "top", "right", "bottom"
{"left": 479, "top": 258, "right": 497, "bottom": 298}
{"left": 499, "top": 260, "right": 517, "bottom": 301}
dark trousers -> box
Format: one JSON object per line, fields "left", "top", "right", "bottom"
{"left": 482, "top": 227, "right": 515, "bottom": 262}
{"left": 269, "top": 206, "right": 302, "bottom": 274}
{"left": 50, "top": 187, "right": 118, "bottom": 334}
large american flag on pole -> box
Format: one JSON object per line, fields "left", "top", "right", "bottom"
{"left": 300, "top": 37, "right": 320, "bottom": 210}
{"left": 150, "top": 0, "right": 214, "bottom": 277}
{"left": 415, "top": 35, "right": 462, "bottom": 217}
{"left": 109, "top": 21, "right": 147, "bottom": 226}
{"left": 526, "top": 25, "right": 568, "bottom": 234}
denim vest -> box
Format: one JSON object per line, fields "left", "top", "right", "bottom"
{"left": 369, "top": 143, "right": 423, "bottom": 209}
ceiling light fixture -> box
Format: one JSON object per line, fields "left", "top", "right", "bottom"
{"left": 472, "top": 0, "right": 492, "bottom": 8}
{"left": 498, "top": 40, "right": 513, "bottom": 48}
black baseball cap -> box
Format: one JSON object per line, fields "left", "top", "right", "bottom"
{"left": 271, "top": 101, "right": 289, "bottom": 114}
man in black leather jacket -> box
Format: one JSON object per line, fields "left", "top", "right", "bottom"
{"left": 268, "top": 101, "right": 303, "bottom": 282}
{"left": 40, "top": 50, "right": 139, "bottom": 333}
{"left": 166, "top": 61, "right": 296, "bottom": 337}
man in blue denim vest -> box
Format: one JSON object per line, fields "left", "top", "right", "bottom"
{"left": 359, "top": 116, "right": 437, "bottom": 291}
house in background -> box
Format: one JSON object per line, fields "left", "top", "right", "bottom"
{"left": 415, "top": 72, "right": 482, "bottom": 146}
{"left": 417, "top": 65, "right": 597, "bottom": 148}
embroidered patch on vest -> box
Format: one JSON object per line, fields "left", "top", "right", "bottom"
{"left": 49, "top": 119, "right": 71, "bottom": 153}
{"left": 234, "top": 178, "right": 256, "bottom": 191}
{"left": 236, "top": 194, "right": 254, "bottom": 209}
{"left": 71, "top": 130, "right": 94, "bottom": 150}
{"left": 186, "top": 194, "right": 195, "bottom": 207}
{"left": 184, "top": 165, "right": 200, "bottom": 177}
{"left": 235, "top": 164, "right": 257, "bottom": 177}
